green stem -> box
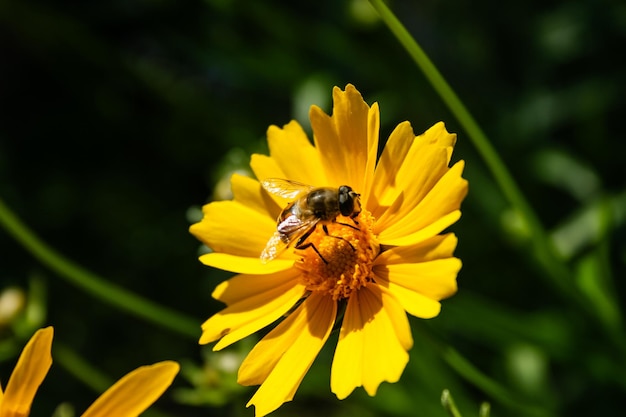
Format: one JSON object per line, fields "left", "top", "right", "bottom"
{"left": 367, "top": 0, "right": 576, "bottom": 300}
{"left": 0, "top": 197, "right": 199, "bottom": 340}
{"left": 54, "top": 342, "right": 113, "bottom": 392}
{"left": 441, "top": 390, "right": 463, "bottom": 417}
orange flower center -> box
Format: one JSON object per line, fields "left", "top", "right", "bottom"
{"left": 295, "top": 210, "right": 379, "bottom": 300}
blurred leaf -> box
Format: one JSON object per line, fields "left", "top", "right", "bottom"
{"left": 532, "top": 148, "right": 600, "bottom": 202}
{"left": 551, "top": 191, "right": 626, "bottom": 259}
{"left": 575, "top": 249, "right": 621, "bottom": 332}
{"left": 504, "top": 343, "right": 550, "bottom": 398}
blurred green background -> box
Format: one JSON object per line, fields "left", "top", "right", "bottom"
{"left": 1, "top": 0, "right": 625, "bottom": 416}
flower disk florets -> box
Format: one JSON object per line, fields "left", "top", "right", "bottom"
{"left": 296, "top": 210, "right": 379, "bottom": 300}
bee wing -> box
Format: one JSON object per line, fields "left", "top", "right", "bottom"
{"left": 261, "top": 178, "right": 314, "bottom": 200}
{"left": 260, "top": 214, "right": 319, "bottom": 263}
{"left": 260, "top": 230, "right": 289, "bottom": 264}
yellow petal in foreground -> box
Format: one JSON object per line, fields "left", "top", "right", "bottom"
{"left": 212, "top": 269, "right": 302, "bottom": 305}
{"left": 331, "top": 286, "right": 412, "bottom": 400}
{"left": 190, "top": 201, "right": 275, "bottom": 258}
{"left": 80, "top": 361, "right": 179, "bottom": 417}
{"left": 240, "top": 293, "right": 336, "bottom": 417}
{"left": 198, "top": 252, "right": 294, "bottom": 275}
{"left": 200, "top": 275, "right": 308, "bottom": 349}
{"left": 0, "top": 327, "right": 53, "bottom": 417}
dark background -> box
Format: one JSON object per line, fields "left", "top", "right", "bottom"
{"left": 1, "top": 0, "right": 625, "bottom": 416}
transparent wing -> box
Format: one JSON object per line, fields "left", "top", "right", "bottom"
{"left": 260, "top": 214, "right": 319, "bottom": 263}
{"left": 260, "top": 230, "right": 289, "bottom": 263}
{"left": 261, "top": 178, "right": 314, "bottom": 200}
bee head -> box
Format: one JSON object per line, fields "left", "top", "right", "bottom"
{"left": 338, "top": 185, "right": 361, "bottom": 217}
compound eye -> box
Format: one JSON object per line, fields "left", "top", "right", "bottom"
{"left": 338, "top": 185, "right": 350, "bottom": 203}
{"left": 338, "top": 185, "right": 354, "bottom": 216}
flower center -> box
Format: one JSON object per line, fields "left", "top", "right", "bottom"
{"left": 295, "top": 210, "right": 379, "bottom": 300}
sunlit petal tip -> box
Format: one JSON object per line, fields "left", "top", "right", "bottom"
{"left": 266, "top": 121, "right": 326, "bottom": 185}
{"left": 310, "top": 84, "right": 376, "bottom": 191}
{"left": 337, "top": 83, "right": 362, "bottom": 103}
{"left": 80, "top": 361, "right": 179, "bottom": 417}
{"left": 0, "top": 327, "right": 54, "bottom": 417}
{"left": 417, "top": 301, "right": 442, "bottom": 319}
{"left": 198, "top": 331, "right": 215, "bottom": 346}
{"left": 426, "top": 120, "right": 456, "bottom": 143}
{"left": 32, "top": 326, "right": 54, "bottom": 348}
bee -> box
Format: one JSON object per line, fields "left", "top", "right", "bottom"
{"left": 260, "top": 178, "right": 362, "bottom": 264}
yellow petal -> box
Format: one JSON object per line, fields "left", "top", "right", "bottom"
{"left": 190, "top": 201, "right": 275, "bottom": 258}
{"left": 372, "top": 234, "right": 459, "bottom": 316}
{"left": 211, "top": 269, "right": 300, "bottom": 305}
{"left": 374, "top": 257, "right": 460, "bottom": 301}
{"left": 331, "top": 286, "right": 412, "bottom": 399}
{"left": 362, "top": 101, "right": 380, "bottom": 201}
{"left": 309, "top": 84, "right": 378, "bottom": 192}
{"left": 376, "top": 161, "right": 468, "bottom": 246}
{"left": 372, "top": 122, "right": 460, "bottom": 223}
{"left": 379, "top": 211, "right": 462, "bottom": 247}
{"left": 0, "top": 327, "right": 53, "bottom": 417}
{"left": 365, "top": 121, "right": 415, "bottom": 210}
{"left": 376, "top": 279, "right": 442, "bottom": 318}
{"left": 375, "top": 233, "right": 459, "bottom": 264}
{"left": 266, "top": 121, "right": 328, "bottom": 185}
{"left": 200, "top": 271, "right": 307, "bottom": 349}
{"left": 249, "top": 154, "right": 295, "bottom": 208}
{"left": 249, "top": 154, "right": 286, "bottom": 185}
{"left": 198, "top": 253, "right": 294, "bottom": 274}
{"left": 230, "top": 173, "right": 281, "bottom": 219}
{"left": 80, "top": 361, "right": 179, "bottom": 417}
{"left": 241, "top": 293, "right": 336, "bottom": 417}
{"left": 378, "top": 286, "right": 414, "bottom": 351}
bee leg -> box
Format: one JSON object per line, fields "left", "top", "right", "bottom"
{"left": 335, "top": 220, "right": 359, "bottom": 231}
{"left": 296, "top": 241, "right": 329, "bottom": 264}
{"left": 322, "top": 224, "right": 356, "bottom": 252}
{"left": 294, "top": 225, "right": 329, "bottom": 264}
{"left": 295, "top": 225, "right": 317, "bottom": 247}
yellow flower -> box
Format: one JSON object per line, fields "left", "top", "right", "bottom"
{"left": 0, "top": 327, "right": 179, "bottom": 417}
{"left": 190, "top": 84, "right": 468, "bottom": 416}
